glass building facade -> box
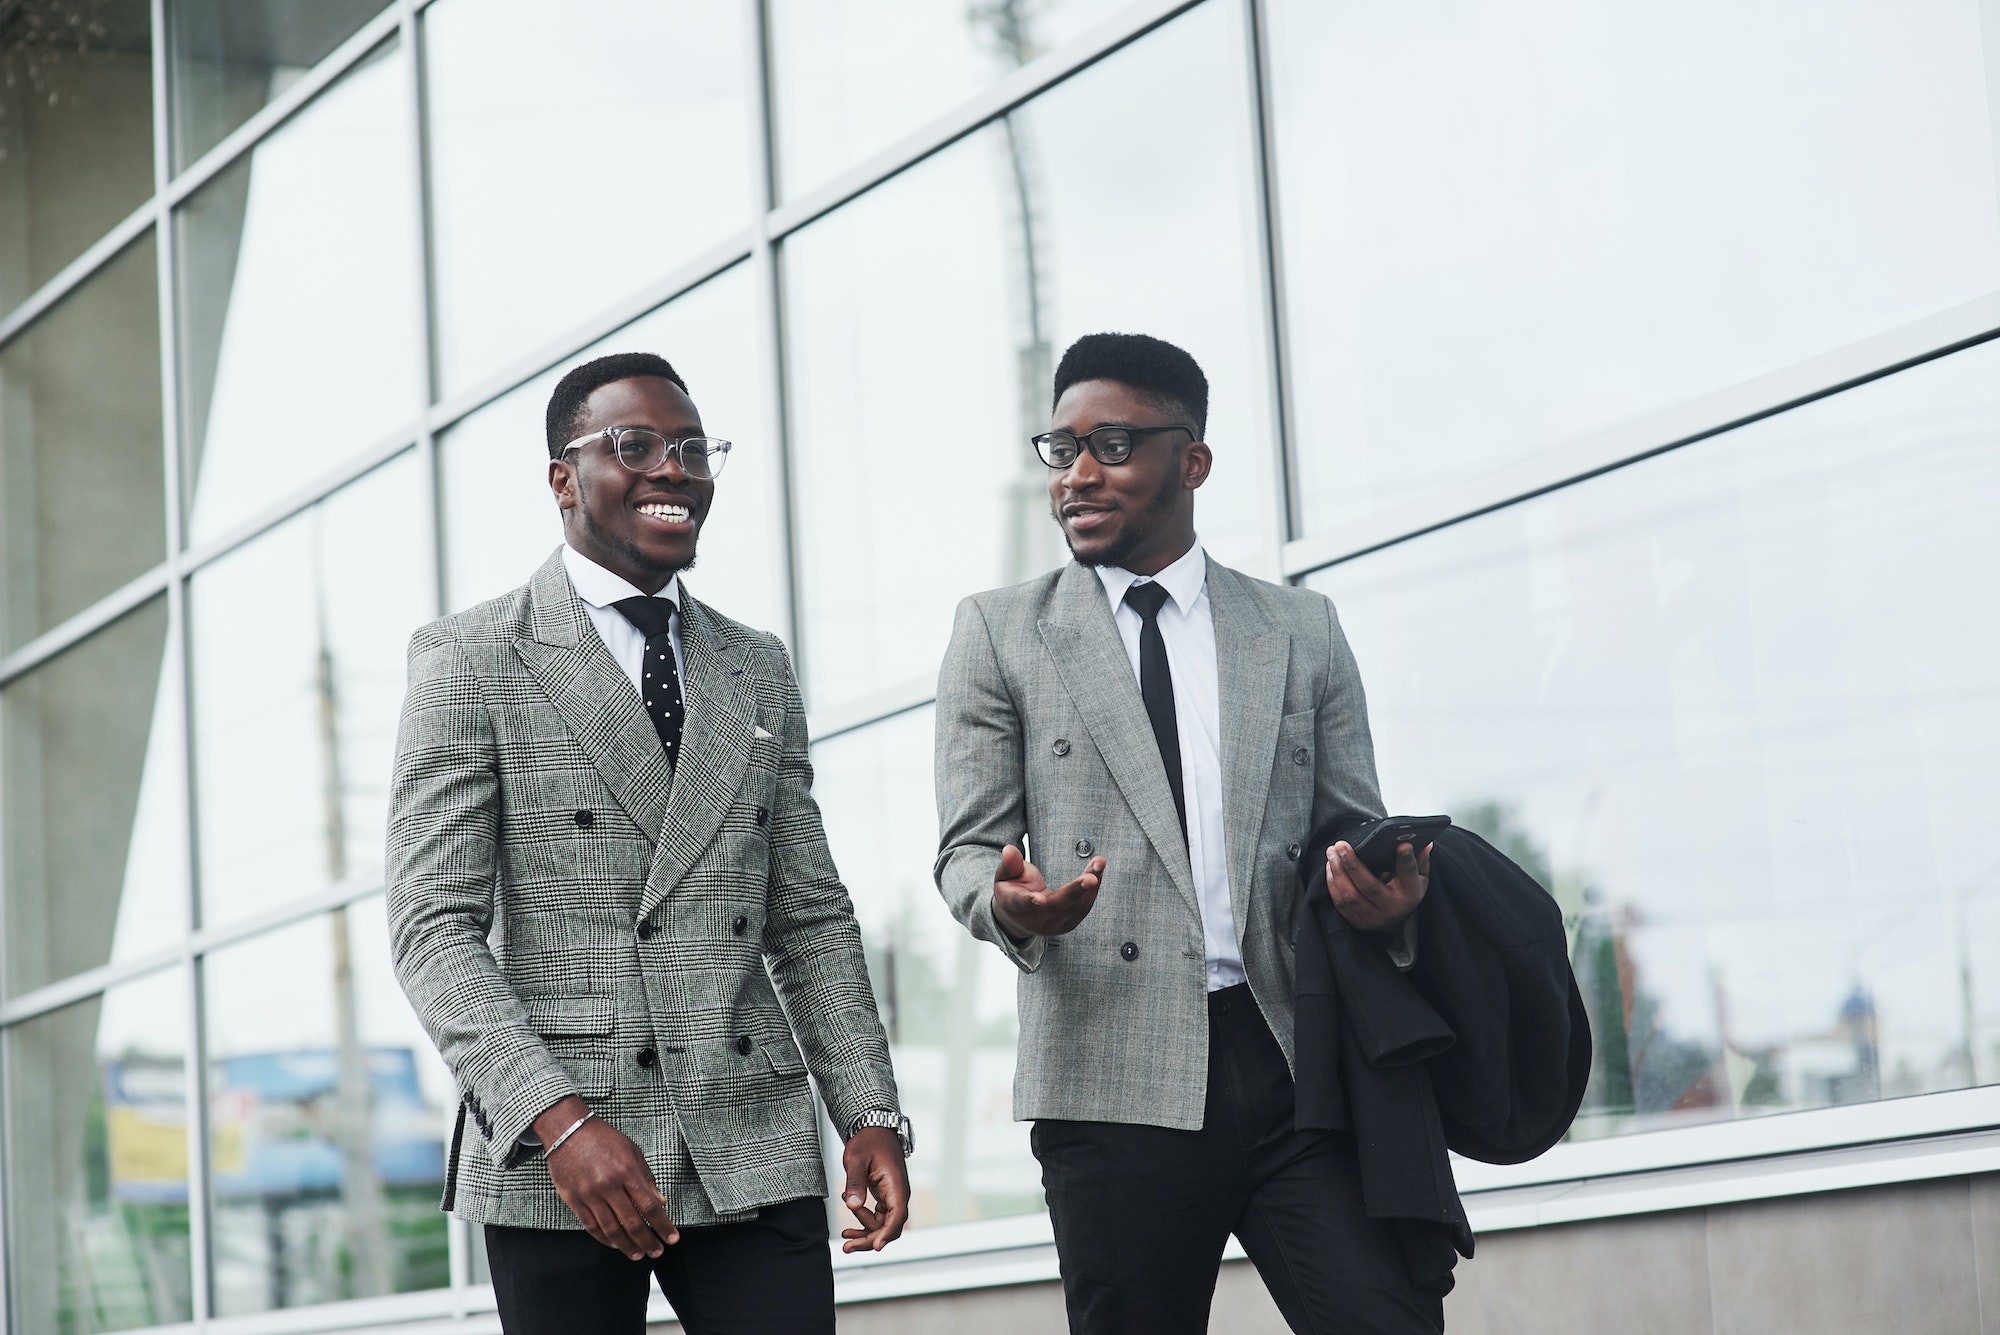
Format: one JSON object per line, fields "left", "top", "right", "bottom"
{"left": 2, "top": 0, "right": 1998, "bottom": 1329}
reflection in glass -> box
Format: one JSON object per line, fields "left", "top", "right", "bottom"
{"left": 204, "top": 901, "right": 452, "bottom": 1315}
{"left": 167, "top": 0, "right": 389, "bottom": 170}
{"left": 1265, "top": 0, "right": 2000, "bottom": 534}
{"left": 0, "top": 0, "right": 153, "bottom": 313}
{"left": 783, "top": 1, "right": 1274, "bottom": 712}
{"left": 0, "top": 233, "right": 164, "bottom": 650}
{"left": 189, "top": 454, "right": 426, "bottom": 928}
{"left": 2, "top": 597, "right": 186, "bottom": 997}
{"left": 6, "top": 968, "right": 192, "bottom": 1332}
{"left": 1307, "top": 338, "right": 2000, "bottom": 1139}
{"left": 812, "top": 708, "right": 1039, "bottom": 1226}
{"left": 768, "top": 0, "right": 1128, "bottom": 199}
{"left": 424, "top": 0, "right": 752, "bottom": 397}
{"left": 439, "top": 264, "right": 788, "bottom": 641}
{"left": 175, "top": 39, "right": 419, "bottom": 544}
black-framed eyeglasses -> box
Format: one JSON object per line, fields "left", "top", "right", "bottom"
{"left": 1032, "top": 423, "right": 1196, "bottom": 469}
{"left": 562, "top": 426, "right": 733, "bottom": 479}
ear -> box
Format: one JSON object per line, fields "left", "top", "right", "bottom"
{"left": 1182, "top": 440, "right": 1213, "bottom": 491}
{"left": 549, "top": 457, "right": 579, "bottom": 512}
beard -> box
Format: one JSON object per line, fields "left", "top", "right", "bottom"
{"left": 569, "top": 476, "right": 699, "bottom": 585}
{"left": 1050, "top": 461, "right": 1183, "bottom": 569}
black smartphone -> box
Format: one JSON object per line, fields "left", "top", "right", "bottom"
{"left": 1338, "top": 815, "right": 1452, "bottom": 877}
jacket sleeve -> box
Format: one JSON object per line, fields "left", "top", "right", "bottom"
{"left": 932, "top": 596, "right": 1044, "bottom": 973}
{"left": 759, "top": 644, "right": 900, "bottom": 1135}
{"left": 385, "top": 624, "right": 578, "bottom": 1168}
{"left": 1312, "top": 595, "right": 1387, "bottom": 840}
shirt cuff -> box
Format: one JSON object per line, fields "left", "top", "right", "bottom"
{"left": 1386, "top": 914, "right": 1419, "bottom": 971}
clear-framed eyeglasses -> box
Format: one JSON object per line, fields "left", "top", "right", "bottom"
{"left": 1032, "top": 423, "right": 1195, "bottom": 469}
{"left": 562, "top": 426, "right": 733, "bottom": 480}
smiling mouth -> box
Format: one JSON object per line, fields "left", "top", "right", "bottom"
{"left": 1063, "top": 504, "right": 1115, "bottom": 526}
{"left": 637, "top": 501, "right": 691, "bottom": 524}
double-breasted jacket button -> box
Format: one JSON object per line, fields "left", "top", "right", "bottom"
{"left": 637, "top": 922, "right": 657, "bottom": 940}
{"left": 1286, "top": 842, "right": 1302, "bottom": 862}
{"left": 1052, "top": 737, "right": 1071, "bottom": 757}
{"left": 573, "top": 809, "right": 595, "bottom": 828}
{"left": 636, "top": 1047, "right": 658, "bottom": 1069}
{"left": 1075, "top": 838, "right": 1094, "bottom": 859}
{"left": 732, "top": 914, "right": 749, "bottom": 936}
{"left": 735, "top": 1035, "right": 754, "bottom": 1056}
{"left": 1119, "top": 941, "right": 1139, "bottom": 962}
{"left": 1292, "top": 747, "right": 1310, "bottom": 766}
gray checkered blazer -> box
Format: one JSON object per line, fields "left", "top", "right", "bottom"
{"left": 934, "top": 557, "right": 1385, "bottom": 1130}
{"left": 387, "top": 549, "right": 897, "bottom": 1229}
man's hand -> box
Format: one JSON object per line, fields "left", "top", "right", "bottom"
{"left": 533, "top": 1095, "right": 679, "bottom": 1260}
{"left": 1325, "top": 839, "right": 1430, "bottom": 933}
{"left": 990, "top": 844, "right": 1103, "bottom": 938}
{"left": 838, "top": 1126, "right": 911, "bottom": 1253}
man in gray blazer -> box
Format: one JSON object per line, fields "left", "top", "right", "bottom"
{"left": 935, "top": 333, "right": 1439, "bottom": 1333}
{"left": 389, "top": 352, "right": 909, "bottom": 1335}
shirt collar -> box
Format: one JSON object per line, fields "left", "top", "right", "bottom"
{"left": 562, "top": 542, "right": 681, "bottom": 613}
{"left": 1093, "top": 538, "right": 1207, "bottom": 618}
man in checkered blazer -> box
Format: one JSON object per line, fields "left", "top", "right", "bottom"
{"left": 388, "top": 352, "right": 908, "bottom": 1335}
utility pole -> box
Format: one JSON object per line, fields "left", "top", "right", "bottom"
{"left": 927, "top": 0, "right": 1061, "bottom": 1226}
{"left": 314, "top": 534, "right": 391, "bottom": 1298}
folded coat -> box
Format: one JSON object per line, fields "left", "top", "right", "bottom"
{"left": 1293, "top": 823, "right": 1592, "bottom": 1281}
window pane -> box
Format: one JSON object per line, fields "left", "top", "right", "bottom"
{"left": 0, "top": 0, "right": 153, "bottom": 315}
{"left": 1267, "top": 0, "right": 2000, "bottom": 535}
{"left": 424, "top": 0, "right": 753, "bottom": 397}
{"left": 204, "top": 901, "right": 453, "bottom": 1315}
{"left": 1305, "top": 337, "right": 2000, "bottom": 1139}
{"left": 189, "top": 454, "right": 426, "bottom": 929}
{"left": 3, "top": 597, "right": 187, "bottom": 998}
{"left": 768, "top": 0, "right": 1130, "bottom": 200}
{"left": 176, "top": 39, "right": 419, "bottom": 545}
{"left": 6, "top": 968, "right": 193, "bottom": 1333}
{"left": 167, "top": 0, "right": 390, "bottom": 170}
{"left": 783, "top": 1, "right": 1276, "bottom": 712}
{"left": 439, "top": 263, "right": 788, "bottom": 640}
{"left": 0, "top": 233, "right": 165, "bottom": 651}
{"left": 812, "top": 708, "right": 1041, "bottom": 1226}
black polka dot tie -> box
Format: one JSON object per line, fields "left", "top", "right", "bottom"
{"left": 613, "top": 596, "right": 684, "bottom": 768}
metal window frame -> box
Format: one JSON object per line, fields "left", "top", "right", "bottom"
{"left": 3, "top": 0, "right": 2000, "bottom": 1329}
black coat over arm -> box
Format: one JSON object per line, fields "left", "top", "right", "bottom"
{"left": 1292, "top": 823, "right": 1592, "bottom": 1277}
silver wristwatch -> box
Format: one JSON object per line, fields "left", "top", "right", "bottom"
{"left": 847, "top": 1109, "right": 914, "bottom": 1157}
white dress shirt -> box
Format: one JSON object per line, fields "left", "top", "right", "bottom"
{"left": 562, "top": 543, "right": 687, "bottom": 692}
{"left": 1093, "top": 540, "right": 1245, "bottom": 992}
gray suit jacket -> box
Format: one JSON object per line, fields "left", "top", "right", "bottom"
{"left": 933, "top": 557, "right": 1384, "bottom": 1130}
{"left": 388, "top": 549, "right": 897, "bottom": 1228}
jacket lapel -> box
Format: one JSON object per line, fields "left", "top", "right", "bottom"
{"left": 512, "top": 550, "right": 673, "bottom": 843}
{"left": 638, "top": 592, "right": 756, "bottom": 918}
{"left": 1208, "top": 559, "right": 1292, "bottom": 938}
{"left": 1036, "top": 562, "right": 1201, "bottom": 921}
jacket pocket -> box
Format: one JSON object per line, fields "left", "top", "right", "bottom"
{"left": 522, "top": 994, "right": 618, "bottom": 1097}
{"left": 522, "top": 994, "right": 617, "bottom": 1034}
{"left": 761, "top": 1037, "right": 807, "bottom": 1076}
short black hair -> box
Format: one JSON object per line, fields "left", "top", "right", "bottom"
{"left": 545, "top": 352, "right": 689, "bottom": 459}
{"left": 1051, "top": 332, "right": 1208, "bottom": 439}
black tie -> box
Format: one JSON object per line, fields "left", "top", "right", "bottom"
{"left": 1122, "top": 580, "right": 1186, "bottom": 841}
{"left": 613, "top": 597, "right": 684, "bottom": 767}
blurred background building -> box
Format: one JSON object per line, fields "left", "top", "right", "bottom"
{"left": 2, "top": 0, "right": 1998, "bottom": 1331}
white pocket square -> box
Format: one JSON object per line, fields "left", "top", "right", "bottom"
{"left": 753, "top": 725, "right": 774, "bottom": 741}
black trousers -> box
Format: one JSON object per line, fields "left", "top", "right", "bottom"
{"left": 1033, "top": 984, "right": 1447, "bottom": 1335}
{"left": 484, "top": 1196, "right": 833, "bottom": 1335}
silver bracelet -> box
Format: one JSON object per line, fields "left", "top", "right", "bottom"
{"left": 546, "top": 1110, "right": 595, "bottom": 1158}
